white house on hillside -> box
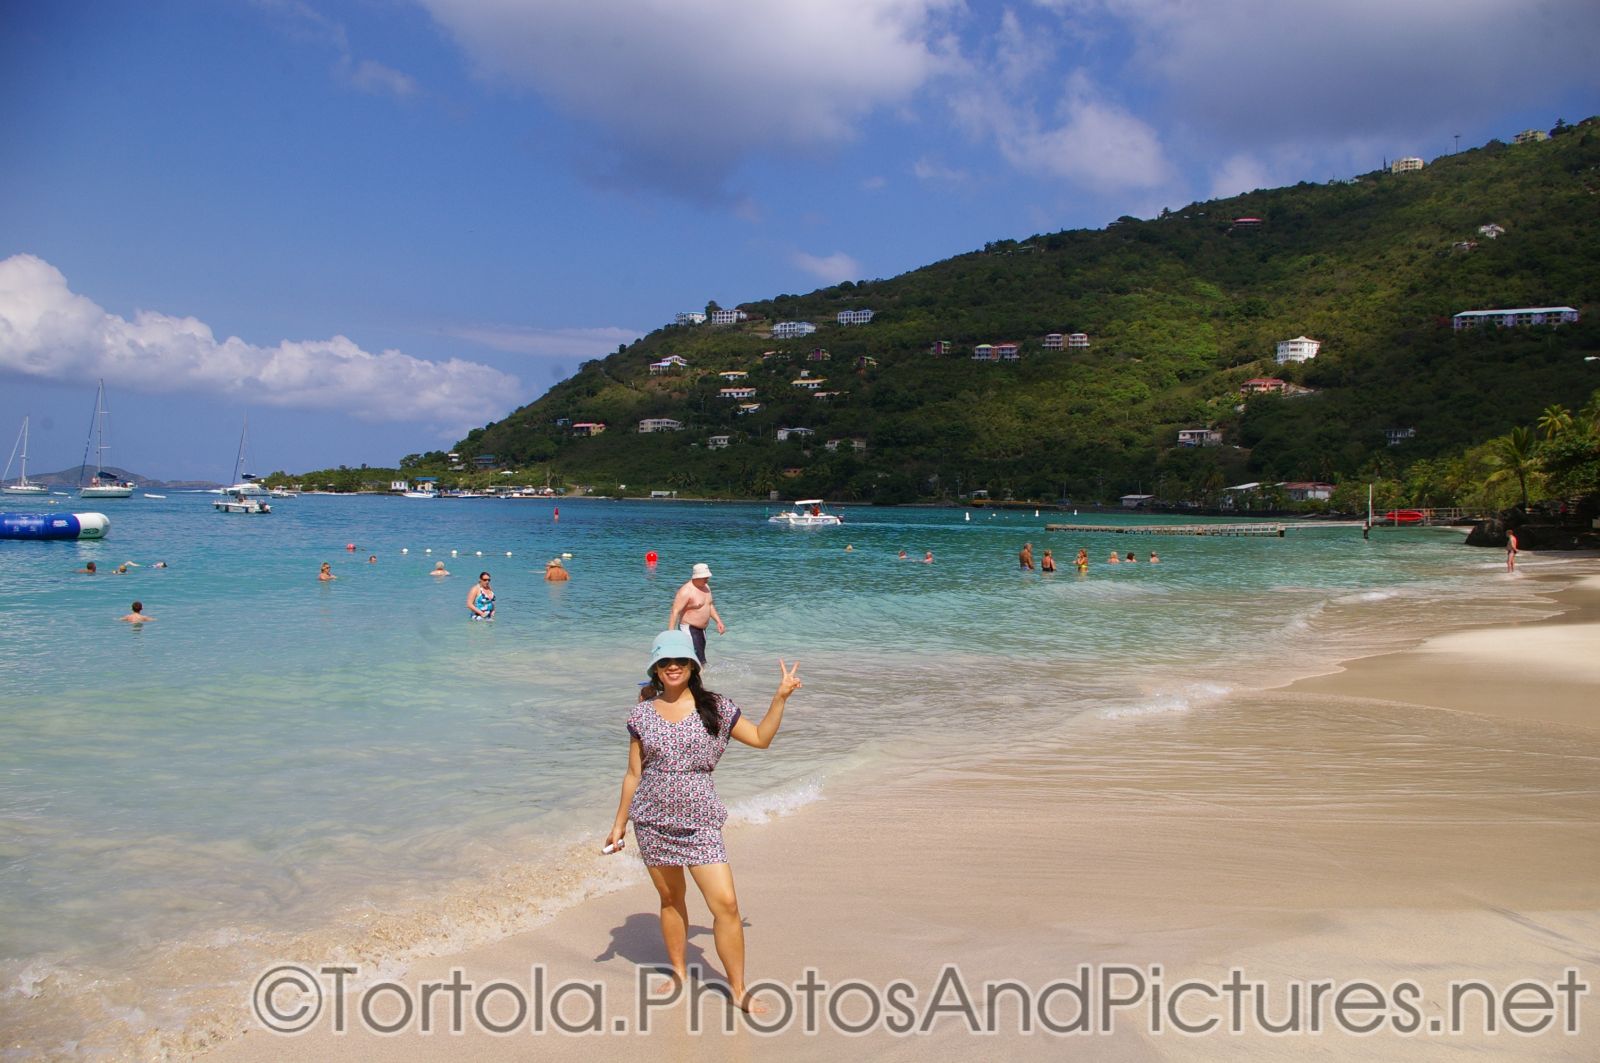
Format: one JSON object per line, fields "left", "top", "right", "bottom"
{"left": 776, "top": 427, "right": 814, "bottom": 442}
{"left": 710, "top": 308, "right": 746, "bottom": 325}
{"left": 837, "top": 309, "right": 874, "bottom": 325}
{"left": 649, "top": 355, "right": 689, "bottom": 374}
{"left": 639, "top": 418, "right": 683, "bottom": 433}
{"left": 1275, "top": 336, "right": 1321, "bottom": 364}
{"left": 1177, "top": 428, "right": 1222, "bottom": 447}
{"left": 1452, "top": 307, "right": 1579, "bottom": 331}
{"left": 1390, "top": 156, "right": 1424, "bottom": 173}
{"left": 772, "top": 321, "right": 817, "bottom": 339}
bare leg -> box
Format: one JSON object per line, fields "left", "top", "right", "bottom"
{"left": 646, "top": 864, "right": 689, "bottom": 993}
{"left": 688, "top": 862, "right": 767, "bottom": 1014}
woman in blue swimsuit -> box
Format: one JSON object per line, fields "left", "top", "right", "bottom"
{"left": 467, "top": 571, "right": 495, "bottom": 619}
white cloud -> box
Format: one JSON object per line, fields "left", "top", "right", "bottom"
{"left": 951, "top": 71, "right": 1174, "bottom": 190}
{"left": 861, "top": 175, "right": 889, "bottom": 191}
{"left": 441, "top": 323, "right": 642, "bottom": 360}
{"left": 345, "top": 58, "right": 419, "bottom": 98}
{"left": 415, "top": 0, "right": 961, "bottom": 193}
{"left": 912, "top": 156, "right": 970, "bottom": 183}
{"left": 791, "top": 251, "right": 863, "bottom": 285}
{"left": 1098, "top": 0, "right": 1600, "bottom": 144}
{"left": 0, "top": 254, "right": 518, "bottom": 428}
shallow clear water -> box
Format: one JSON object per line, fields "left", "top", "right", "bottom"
{"left": 0, "top": 495, "right": 1566, "bottom": 1053}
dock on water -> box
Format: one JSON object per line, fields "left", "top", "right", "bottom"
{"left": 1044, "top": 521, "right": 1370, "bottom": 537}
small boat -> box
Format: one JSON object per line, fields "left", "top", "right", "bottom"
{"left": 2, "top": 416, "right": 49, "bottom": 496}
{"left": 142, "top": 493, "right": 167, "bottom": 499}
{"left": 768, "top": 499, "right": 843, "bottom": 527}
{"left": 214, "top": 493, "right": 271, "bottom": 514}
{"left": 1380, "top": 509, "right": 1425, "bottom": 524}
{"left": 217, "top": 416, "right": 271, "bottom": 496}
{"left": 1, "top": 511, "right": 110, "bottom": 540}
{"left": 78, "top": 381, "right": 135, "bottom": 498}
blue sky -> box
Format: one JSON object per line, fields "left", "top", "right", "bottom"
{"left": 2, "top": 0, "right": 1596, "bottom": 481}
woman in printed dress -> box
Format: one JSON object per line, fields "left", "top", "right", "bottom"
{"left": 605, "top": 629, "right": 802, "bottom": 1013}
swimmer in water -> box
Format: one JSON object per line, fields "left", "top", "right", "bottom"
{"left": 1075, "top": 548, "right": 1089, "bottom": 572}
{"left": 1149, "top": 551, "right": 1160, "bottom": 563}
{"left": 120, "top": 601, "right": 154, "bottom": 623}
{"left": 1040, "top": 549, "right": 1056, "bottom": 572}
{"left": 430, "top": 561, "right": 450, "bottom": 576}
{"left": 318, "top": 562, "right": 337, "bottom": 581}
{"left": 468, "top": 571, "right": 496, "bottom": 619}
{"left": 1125, "top": 552, "right": 1137, "bottom": 563}
{"left": 1107, "top": 552, "right": 1121, "bottom": 564}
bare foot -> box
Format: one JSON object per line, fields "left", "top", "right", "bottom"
{"left": 650, "top": 969, "right": 687, "bottom": 998}
{"left": 732, "top": 987, "right": 770, "bottom": 1015}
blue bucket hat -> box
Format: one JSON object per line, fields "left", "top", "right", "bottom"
{"left": 646, "top": 629, "right": 698, "bottom": 675}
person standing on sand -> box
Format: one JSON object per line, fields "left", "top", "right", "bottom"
{"left": 1507, "top": 529, "right": 1519, "bottom": 573}
{"left": 605, "top": 629, "right": 802, "bottom": 1014}
{"left": 468, "top": 571, "right": 495, "bottom": 619}
{"left": 120, "top": 601, "right": 153, "bottom": 623}
{"left": 1019, "top": 542, "right": 1035, "bottom": 570}
{"left": 668, "top": 563, "right": 724, "bottom": 665}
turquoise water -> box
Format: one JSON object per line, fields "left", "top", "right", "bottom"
{"left": 0, "top": 495, "right": 1561, "bottom": 1053}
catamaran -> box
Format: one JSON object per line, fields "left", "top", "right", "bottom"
{"left": 2, "top": 416, "right": 48, "bottom": 495}
{"left": 79, "top": 381, "right": 135, "bottom": 498}
{"left": 216, "top": 415, "right": 271, "bottom": 496}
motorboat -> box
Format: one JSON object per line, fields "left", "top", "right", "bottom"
{"left": 3, "top": 416, "right": 49, "bottom": 495}
{"left": 768, "top": 499, "right": 843, "bottom": 526}
{"left": 78, "top": 381, "right": 135, "bottom": 498}
{"left": 214, "top": 493, "right": 271, "bottom": 514}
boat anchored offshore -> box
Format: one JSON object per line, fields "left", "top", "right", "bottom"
{"left": 1, "top": 511, "right": 110, "bottom": 540}
{"left": 767, "top": 499, "right": 843, "bottom": 527}
{"left": 78, "top": 381, "right": 135, "bottom": 498}
{"left": 213, "top": 493, "right": 271, "bottom": 515}
{"left": 3, "top": 416, "right": 49, "bottom": 496}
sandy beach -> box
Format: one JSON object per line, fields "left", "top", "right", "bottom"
{"left": 198, "top": 568, "right": 1600, "bottom": 1062}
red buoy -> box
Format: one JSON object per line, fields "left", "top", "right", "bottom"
{"left": 645, "top": 551, "right": 658, "bottom": 565}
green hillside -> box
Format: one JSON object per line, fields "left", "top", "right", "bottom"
{"left": 451, "top": 122, "right": 1600, "bottom": 503}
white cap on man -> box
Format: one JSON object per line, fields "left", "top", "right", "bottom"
{"left": 691, "top": 562, "right": 713, "bottom": 580}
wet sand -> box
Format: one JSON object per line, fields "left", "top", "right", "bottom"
{"left": 202, "top": 569, "right": 1600, "bottom": 1061}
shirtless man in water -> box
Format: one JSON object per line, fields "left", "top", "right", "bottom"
{"left": 667, "top": 562, "right": 724, "bottom": 664}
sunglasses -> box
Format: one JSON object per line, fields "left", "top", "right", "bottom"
{"left": 655, "top": 658, "right": 695, "bottom": 669}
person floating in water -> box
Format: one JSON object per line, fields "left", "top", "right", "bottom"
{"left": 605, "top": 630, "right": 802, "bottom": 1014}
{"left": 923, "top": 551, "right": 934, "bottom": 564}
{"left": 468, "top": 571, "right": 496, "bottom": 619}
{"left": 120, "top": 601, "right": 153, "bottom": 623}
{"left": 430, "top": 561, "right": 450, "bottom": 576}
{"left": 78, "top": 561, "right": 97, "bottom": 574}
{"left": 1041, "top": 549, "right": 1056, "bottom": 572}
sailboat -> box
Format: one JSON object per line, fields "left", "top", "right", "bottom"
{"left": 79, "top": 381, "right": 135, "bottom": 498}
{"left": 2, "top": 416, "right": 49, "bottom": 495}
{"left": 218, "top": 415, "right": 269, "bottom": 496}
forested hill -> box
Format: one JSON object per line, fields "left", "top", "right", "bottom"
{"left": 454, "top": 122, "right": 1600, "bottom": 503}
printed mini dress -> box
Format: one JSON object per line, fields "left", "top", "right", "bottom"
{"left": 626, "top": 695, "right": 741, "bottom": 866}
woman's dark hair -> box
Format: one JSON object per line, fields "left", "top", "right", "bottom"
{"left": 640, "top": 662, "right": 722, "bottom": 735}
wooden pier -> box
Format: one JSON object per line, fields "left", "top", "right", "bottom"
{"left": 1044, "top": 520, "right": 1371, "bottom": 537}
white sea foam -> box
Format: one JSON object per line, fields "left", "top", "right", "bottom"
{"left": 1094, "top": 680, "right": 1235, "bottom": 721}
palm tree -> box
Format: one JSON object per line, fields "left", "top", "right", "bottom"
{"left": 1537, "top": 404, "right": 1574, "bottom": 441}
{"left": 1485, "top": 426, "right": 1539, "bottom": 508}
